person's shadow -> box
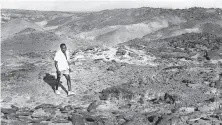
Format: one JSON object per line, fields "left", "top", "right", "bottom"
{"left": 43, "top": 73, "right": 68, "bottom": 94}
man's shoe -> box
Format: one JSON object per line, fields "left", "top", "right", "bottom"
{"left": 55, "top": 90, "right": 61, "bottom": 95}
{"left": 67, "top": 91, "right": 75, "bottom": 96}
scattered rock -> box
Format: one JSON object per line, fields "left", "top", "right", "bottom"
{"left": 128, "top": 52, "right": 138, "bottom": 58}
{"left": 198, "top": 102, "right": 220, "bottom": 112}
{"left": 99, "top": 86, "right": 133, "bottom": 101}
{"left": 9, "top": 121, "right": 29, "bottom": 125}
{"left": 60, "top": 105, "right": 76, "bottom": 113}
{"left": 70, "top": 113, "right": 85, "bottom": 125}
{"left": 2, "top": 97, "right": 12, "bottom": 103}
{"left": 1, "top": 108, "right": 17, "bottom": 114}
{"left": 31, "top": 123, "right": 48, "bottom": 125}
{"left": 187, "top": 83, "right": 201, "bottom": 88}
{"left": 205, "top": 97, "right": 216, "bottom": 103}
{"left": 95, "top": 117, "right": 115, "bottom": 125}
{"left": 164, "top": 93, "right": 177, "bottom": 104}
{"left": 1, "top": 120, "right": 7, "bottom": 125}
{"left": 119, "top": 104, "right": 132, "bottom": 109}
{"left": 30, "top": 117, "right": 52, "bottom": 123}
{"left": 1, "top": 112, "right": 5, "bottom": 117}
{"left": 16, "top": 110, "right": 33, "bottom": 116}
{"left": 209, "top": 82, "right": 216, "bottom": 87}
{"left": 32, "top": 108, "right": 53, "bottom": 118}
{"left": 203, "top": 81, "right": 211, "bottom": 85}
{"left": 11, "top": 105, "right": 19, "bottom": 111}
{"left": 94, "top": 59, "right": 104, "bottom": 63}
{"left": 179, "top": 107, "right": 196, "bottom": 114}
{"left": 5, "top": 113, "right": 18, "bottom": 120}
{"left": 87, "top": 100, "right": 101, "bottom": 112}
{"left": 107, "top": 66, "right": 116, "bottom": 72}
{"left": 19, "top": 107, "right": 31, "bottom": 112}
{"left": 215, "top": 80, "right": 221, "bottom": 89}
{"left": 210, "top": 88, "right": 218, "bottom": 94}
{"left": 17, "top": 115, "right": 32, "bottom": 122}
{"left": 83, "top": 114, "right": 97, "bottom": 123}
{"left": 116, "top": 48, "right": 127, "bottom": 56}
{"left": 117, "top": 118, "right": 126, "bottom": 125}
{"left": 52, "top": 116, "right": 70, "bottom": 123}
{"left": 34, "top": 104, "right": 57, "bottom": 110}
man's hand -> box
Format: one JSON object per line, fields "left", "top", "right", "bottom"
{"left": 57, "top": 70, "right": 61, "bottom": 76}
{"left": 69, "top": 68, "right": 73, "bottom": 72}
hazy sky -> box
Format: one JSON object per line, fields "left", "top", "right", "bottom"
{"left": 1, "top": 0, "right": 222, "bottom": 12}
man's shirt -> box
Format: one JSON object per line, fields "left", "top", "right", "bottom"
{"left": 54, "top": 49, "right": 70, "bottom": 71}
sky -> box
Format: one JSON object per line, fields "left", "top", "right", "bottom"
{"left": 1, "top": 0, "right": 222, "bottom": 12}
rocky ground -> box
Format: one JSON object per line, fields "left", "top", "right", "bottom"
{"left": 1, "top": 44, "right": 222, "bottom": 125}
{"left": 1, "top": 7, "right": 222, "bottom": 125}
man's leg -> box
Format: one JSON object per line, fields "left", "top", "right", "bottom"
{"left": 56, "top": 71, "right": 61, "bottom": 90}
{"left": 63, "top": 74, "right": 71, "bottom": 91}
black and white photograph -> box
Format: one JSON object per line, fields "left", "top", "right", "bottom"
{"left": 1, "top": 0, "right": 222, "bottom": 124}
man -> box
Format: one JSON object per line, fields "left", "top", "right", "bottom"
{"left": 54, "top": 43, "right": 74, "bottom": 96}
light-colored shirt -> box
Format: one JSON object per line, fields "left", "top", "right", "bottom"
{"left": 54, "top": 49, "right": 70, "bottom": 71}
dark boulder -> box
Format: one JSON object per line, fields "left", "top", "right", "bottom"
{"left": 87, "top": 100, "right": 101, "bottom": 112}
{"left": 70, "top": 113, "right": 85, "bottom": 125}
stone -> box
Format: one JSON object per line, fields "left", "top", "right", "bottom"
{"left": 30, "top": 117, "right": 52, "bottom": 123}
{"left": 210, "top": 88, "right": 218, "bottom": 94}
{"left": 16, "top": 110, "right": 33, "bottom": 116}
{"left": 11, "top": 105, "right": 19, "bottom": 111}
{"left": 5, "top": 113, "right": 17, "bottom": 120}
{"left": 52, "top": 117, "right": 70, "bottom": 123}
{"left": 18, "top": 116, "right": 34, "bottom": 123}
{"left": 117, "top": 118, "right": 126, "bottom": 125}
{"left": 209, "top": 82, "right": 216, "bottom": 87}
{"left": 187, "top": 83, "right": 201, "bottom": 88}
{"left": 107, "top": 66, "right": 116, "bottom": 72}
{"left": 205, "top": 97, "right": 216, "bottom": 103}
{"left": 19, "top": 107, "right": 32, "bottom": 112}
{"left": 116, "top": 48, "right": 127, "bottom": 56}
{"left": 85, "top": 117, "right": 95, "bottom": 122}
{"left": 2, "top": 97, "right": 12, "bottom": 103}
{"left": 83, "top": 114, "right": 97, "bottom": 123}
{"left": 87, "top": 100, "right": 101, "bottom": 112}
{"left": 198, "top": 102, "right": 220, "bottom": 112}
{"left": 31, "top": 123, "right": 48, "bottom": 125}
{"left": 60, "top": 105, "right": 76, "bottom": 113}
{"left": 32, "top": 108, "right": 53, "bottom": 118}
{"left": 1, "top": 112, "right": 4, "bottom": 117}
{"left": 95, "top": 117, "right": 115, "bottom": 125}
{"left": 179, "top": 107, "right": 196, "bottom": 114}
{"left": 203, "top": 81, "right": 211, "bottom": 85}
{"left": 1, "top": 120, "right": 7, "bottom": 125}
{"left": 9, "top": 121, "right": 29, "bottom": 125}
{"left": 164, "top": 93, "right": 177, "bottom": 104}
{"left": 70, "top": 113, "right": 85, "bottom": 125}
{"left": 94, "top": 59, "right": 104, "bottom": 63}
{"left": 1, "top": 108, "right": 17, "bottom": 114}
{"left": 34, "top": 104, "right": 57, "bottom": 110}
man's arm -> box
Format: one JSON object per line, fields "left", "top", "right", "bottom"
{"left": 68, "top": 61, "right": 73, "bottom": 72}
{"left": 55, "top": 61, "right": 60, "bottom": 74}
{"left": 67, "top": 51, "right": 73, "bottom": 72}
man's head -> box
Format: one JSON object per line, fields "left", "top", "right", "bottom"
{"left": 60, "top": 43, "right": 67, "bottom": 53}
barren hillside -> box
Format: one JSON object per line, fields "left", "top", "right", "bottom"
{"left": 1, "top": 7, "right": 222, "bottom": 125}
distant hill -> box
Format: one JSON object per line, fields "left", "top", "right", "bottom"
{"left": 2, "top": 31, "right": 60, "bottom": 52}
{"left": 122, "top": 32, "right": 222, "bottom": 60}
{"left": 1, "top": 7, "right": 222, "bottom": 51}
{"left": 1, "top": 18, "right": 43, "bottom": 39}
